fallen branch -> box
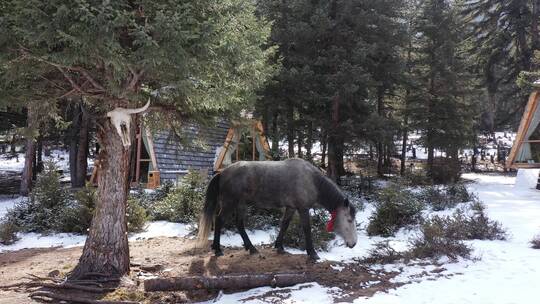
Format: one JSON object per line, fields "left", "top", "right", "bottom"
{"left": 144, "top": 273, "right": 311, "bottom": 292}
{"left": 30, "top": 291, "right": 139, "bottom": 304}
{"left": 38, "top": 282, "right": 114, "bottom": 293}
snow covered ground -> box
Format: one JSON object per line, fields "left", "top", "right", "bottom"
{"left": 1, "top": 173, "right": 539, "bottom": 303}
{"left": 213, "top": 173, "right": 540, "bottom": 304}
{"left": 0, "top": 149, "right": 72, "bottom": 172}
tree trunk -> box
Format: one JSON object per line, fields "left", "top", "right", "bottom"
{"left": 376, "top": 87, "right": 385, "bottom": 177}
{"left": 10, "top": 134, "right": 17, "bottom": 154}
{"left": 69, "top": 118, "right": 132, "bottom": 279}
{"left": 286, "top": 100, "right": 295, "bottom": 158}
{"left": 36, "top": 137, "right": 43, "bottom": 173}
{"left": 321, "top": 130, "right": 327, "bottom": 168}
{"left": 20, "top": 107, "right": 37, "bottom": 196}
{"left": 69, "top": 104, "right": 82, "bottom": 187}
{"left": 306, "top": 121, "right": 313, "bottom": 161}
{"left": 327, "top": 96, "right": 342, "bottom": 182}
{"left": 144, "top": 273, "right": 310, "bottom": 292}
{"left": 271, "top": 110, "right": 279, "bottom": 160}
{"left": 297, "top": 124, "right": 303, "bottom": 159}
{"left": 74, "top": 106, "right": 90, "bottom": 187}
{"left": 400, "top": 119, "right": 409, "bottom": 176}
{"left": 427, "top": 144, "right": 434, "bottom": 176}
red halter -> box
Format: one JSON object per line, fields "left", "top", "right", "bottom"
{"left": 326, "top": 210, "right": 337, "bottom": 232}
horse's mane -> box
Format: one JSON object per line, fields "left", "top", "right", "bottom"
{"left": 315, "top": 174, "right": 346, "bottom": 211}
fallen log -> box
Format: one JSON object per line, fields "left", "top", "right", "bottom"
{"left": 30, "top": 291, "right": 140, "bottom": 304}
{"left": 144, "top": 273, "right": 310, "bottom": 292}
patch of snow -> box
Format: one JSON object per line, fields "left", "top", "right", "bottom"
{"left": 0, "top": 221, "right": 194, "bottom": 252}
{"left": 0, "top": 195, "right": 24, "bottom": 218}
{"left": 0, "top": 232, "right": 87, "bottom": 252}
{"left": 217, "top": 228, "right": 278, "bottom": 248}
{"left": 209, "top": 282, "right": 336, "bottom": 304}
{"left": 129, "top": 221, "right": 193, "bottom": 241}
{"left": 514, "top": 168, "right": 540, "bottom": 190}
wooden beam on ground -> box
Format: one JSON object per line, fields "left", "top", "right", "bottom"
{"left": 144, "top": 273, "right": 310, "bottom": 292}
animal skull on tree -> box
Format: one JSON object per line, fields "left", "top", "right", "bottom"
{"left": 106, "top": 99, "right": 150, "bottom": 147}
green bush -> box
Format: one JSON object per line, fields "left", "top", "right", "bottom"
{"left": 367, "top": 183, "right": 424, "bottom": 237}
{"left": 362, "top": 241, "right": 404, "bottom": 264}
{"left": 403, "top": 170, "right": 433, "bottom": 186}
{"left": 417, "top": 183, "right": 474, "bottom": 211}
{"left": 150, "top": 171, "right": 206, "bottom": 223}
{"left": 54, "top": 186, "right": 96, "bottom": 234}
{"left": 408, "top": 220, "right": 471, "bottom": 261}
{"left": 127, "top": 198, "right": 148, "bottom": 232}
{"left": 131, "top": 181, "right": 174, "bottom": 212}
{"left": 0, "top": 218, "right": 20, "bottom": 245}
{"left": 458, "top": 200, "right": 507, "bottom": 240}
{"left": 276, "top": 209, "right": 334, "bottom": 251}
{"left": 31, "top": 161, "right": 69, "bottom": 209}
{"left": 430, "top": 157, "right": 461, "bottom": 184}
{"left": 531, "top": 235, "right": 540, "bottom": 249}
{"left": 447, "top": 182, "right": 473, "bottom": 203}
{"left": 5, "top": 162, "right": 70, "bottom": 233}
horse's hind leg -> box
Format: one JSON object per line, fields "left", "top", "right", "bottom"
{"left": 298, "top": 208, "right": 320, "bottom": 261}
{"left": 211, "top": 214, "right": 224, "bottom": 256}
{"left": 236, "top": 205, "right": 258, "bottom": 254}
{"left": 274, "top": 207, "right": 295, "bottom": 254}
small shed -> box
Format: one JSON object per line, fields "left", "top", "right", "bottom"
{"left": 129, "top": 119, "right": 271, "bottom": 188}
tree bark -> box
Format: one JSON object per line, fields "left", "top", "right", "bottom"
{"left": 400, "top": 118, "right": 409, "bottom": 176}
{"left": 74, "top": 105, "right": 90, "bottom": 187}
{"left": 376, "top": 87, "right": 385, "bottom": 177}
{"left": 327, "top": 96, "right": 344, "bottom": 182}
{"left": 271, "top": 110, "right": 279, "bottom": 160}
{"left": 69, "top": 118, "right": 132, "bottom": 279}
{"left": 321, "top": 130, "right": 327, "bottom": 168}
{"left": 144, "top": 273, "right": 310, "bottom": 292}
{"left": 69, "top": 104, "right": 82, "bottom": 187}
{"left": 36, "top": 136, "right": 43, "bottom": 174}
{"left": 20, "top": 107, "right": 37, "bottom": 196}
{"left": 286, "top": 100, "right": 295, "bottom": 158}
{"left": 306, "top": 121, "right": 313, "bottom": 161}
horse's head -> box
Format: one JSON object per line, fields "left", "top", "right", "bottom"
{"left": 329, "top": 198, "right": 357, "bottom": 248}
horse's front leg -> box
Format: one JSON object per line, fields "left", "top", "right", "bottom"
{"left": 212, "top": 214, "right": 224, "bottom": 256}
{"left": 274, "top": 207, "right": 295, "bottom": 254}
{"left": 298, "top": 208, "right": 319, "bottom": 261}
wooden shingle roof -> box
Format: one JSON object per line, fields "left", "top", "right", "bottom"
{"left": 151, "top": 120, "right": 229, "bottom": 182}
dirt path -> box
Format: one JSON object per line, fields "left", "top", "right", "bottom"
{"left": 0, "top": 236, "right": 400, "bottom": 303}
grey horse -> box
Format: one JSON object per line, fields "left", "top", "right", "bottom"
{"left": 197, "top": 158, "right": 358, "bottom": 260}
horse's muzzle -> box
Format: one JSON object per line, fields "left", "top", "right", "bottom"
{"left": 346, "top": 242, "right": 357, "bottom": 248}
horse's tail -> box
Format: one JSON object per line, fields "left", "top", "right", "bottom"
{"left": 196, "top": 173, "right": 221, "bottom": 247}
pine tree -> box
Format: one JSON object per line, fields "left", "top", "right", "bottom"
{"left": 412, "top": 0, "right": 476, "bottom": 180}
{"left": 463, "top": 0, "right": 539, "bottom": 130}
{"left": 1, "top": 0, "right": 274, "bottom": 279}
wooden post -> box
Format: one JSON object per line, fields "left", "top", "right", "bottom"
{"left": 135, "top": 126, "right": 142, "bottom": 183}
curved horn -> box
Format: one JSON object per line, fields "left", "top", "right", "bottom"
{"left": 125, "top": 99, "right": 151, "bottom": 115}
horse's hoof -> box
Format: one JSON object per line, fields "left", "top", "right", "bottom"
{"left": 214, "top": 250, "right": 224, "bottom": 257}
{"left": 276, "top": 247, "right": 286, "bottom": 254}
{"left": 249, "top": 247, "right": 259, "bottom": 255}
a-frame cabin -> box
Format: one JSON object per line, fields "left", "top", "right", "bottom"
{"left": 507, "top": 88, "right": 540, "bottom": 190}
{"left": 127, "top": 119, "right": 271, "bottom": 189}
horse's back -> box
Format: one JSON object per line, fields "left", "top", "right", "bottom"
{"left": 219, "top": 159, "right": 320, "bottom": 208}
